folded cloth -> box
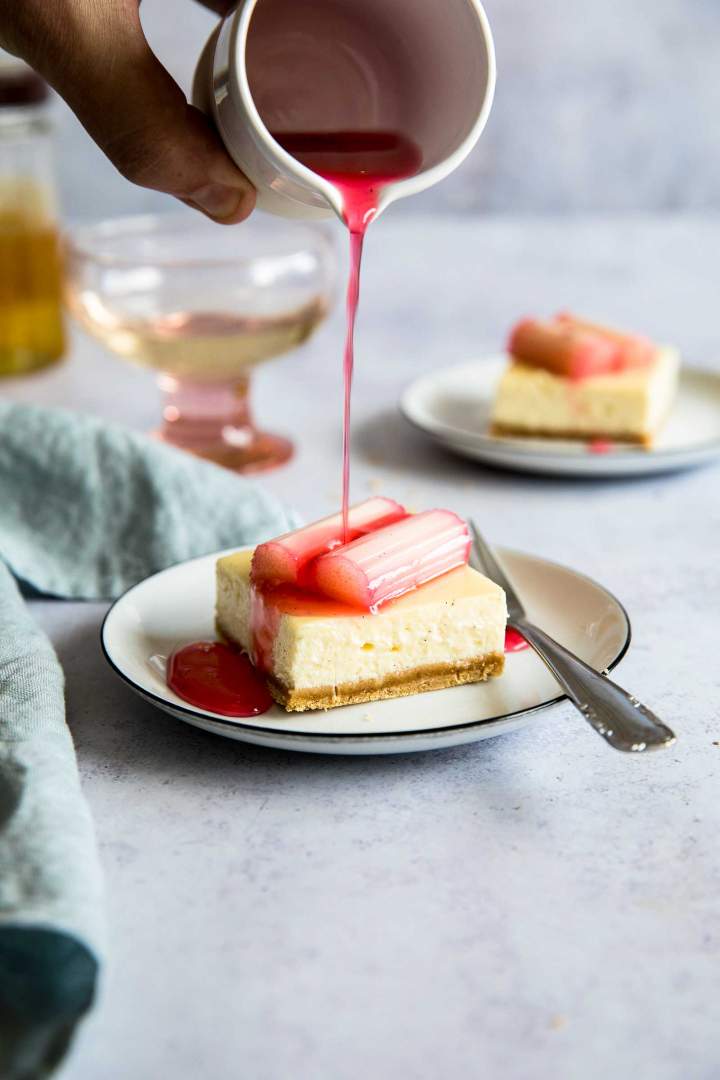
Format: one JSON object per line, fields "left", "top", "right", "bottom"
{"left": 0, "top": 401, "right": 298, "bottom": 1076}
{"left": 0, "top": 400, "right": 299, "bottom": 599}
{"left": 0, "top": 563, "right": 101, "bottom": 1080}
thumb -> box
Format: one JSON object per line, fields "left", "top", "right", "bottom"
{"left": 32, "top": 5, "right": 255, "bottom": 223}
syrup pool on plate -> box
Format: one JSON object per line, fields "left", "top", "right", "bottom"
{"left": 272, "top": 130, "right": 423, "bottom": 537}
{"left": 588, "top": 439, "right": 614, "bottom": 455}
{"left": 167, "top": 642, "right": 273, "bottom": 717}
{"left": 505, "top": 628, "right": 529, "bottom": 653}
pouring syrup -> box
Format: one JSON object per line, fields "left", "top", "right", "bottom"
{"left": 272, "top": 130, "right": 423, "bottom": 537}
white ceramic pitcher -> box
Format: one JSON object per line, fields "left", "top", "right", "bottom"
{"left": 193, "top": 0, "right": 496, "bottom": 223}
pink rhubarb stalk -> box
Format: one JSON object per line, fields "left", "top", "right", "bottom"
{"left": 310, "top": 510, "right": 471, "bottom": 611}
{"left": 556, "top": 312, "right": 655, "bottom": 370}
{"left": 508, "top": 317, "right": 620, "bottom": 380}
{"left": 251, "top": 497, "right": 407, "bottom": 588}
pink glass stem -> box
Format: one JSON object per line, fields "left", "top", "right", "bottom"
{"left": 155, "top": 373, "right": 292, "bottom": 474}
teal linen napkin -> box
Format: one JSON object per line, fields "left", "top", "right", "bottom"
{"left": 0, "top": 563, "right": 100, "bottom": 1079}
{"left": 0, "top": 400, "right": 299, "bottom": 600}
{"left": 0, "top": 401, "right": 298, "bottom": 1077}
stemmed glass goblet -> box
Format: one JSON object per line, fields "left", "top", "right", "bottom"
{"left": 64, "top": 212, "right": 336, "bottom": 472}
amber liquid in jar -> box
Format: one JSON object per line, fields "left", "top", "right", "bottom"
{"left": 0, "top": 62, "right": 65, "bottom": 375}
{"left": 0, "top": 197, "right": 64, "bottom": 374}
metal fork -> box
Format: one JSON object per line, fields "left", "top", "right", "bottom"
{"left": 470, "top": 521, "right": 676, "bottom": 753}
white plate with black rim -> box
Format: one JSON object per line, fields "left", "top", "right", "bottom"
{"left": 401, "top": 356, "right": 720, "bottom": 478}
{"left": 101, "top": 546, "right": 631, "bottom": 756}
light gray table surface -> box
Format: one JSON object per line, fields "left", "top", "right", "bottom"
{"left": 4, "top": 216, "right": 720, "bottom": 1079}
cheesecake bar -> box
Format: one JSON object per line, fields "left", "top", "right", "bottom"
{"left": 491, "top": 314, "right": 680, "bottom": 446}
{"left": 216, "top": 503, "right": 507, "bottom": 712}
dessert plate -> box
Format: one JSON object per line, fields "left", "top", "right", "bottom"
{"left": 101, "top": 547, "right": 631, "bottom": 756}
{"left": 401, "top": 357, "right": 720, "bottom": 477}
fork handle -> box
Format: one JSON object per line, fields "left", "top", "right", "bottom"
{"left": 515, "top": 620, "right": 676, "bottom": 752}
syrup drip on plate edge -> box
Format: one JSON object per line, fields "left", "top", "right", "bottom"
{"left": 166, "top": 642, "right": 273, "bottom": 717}
{"left": 504, "top": 628, "right": 529, "bottom": 653}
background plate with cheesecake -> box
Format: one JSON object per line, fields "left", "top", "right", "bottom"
{"left": 402, "top": 357, "right": 720, "bottom": 479}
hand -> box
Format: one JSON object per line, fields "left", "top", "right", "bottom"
{"left": 0, "top": 0, "right": 255, "bottom": 224}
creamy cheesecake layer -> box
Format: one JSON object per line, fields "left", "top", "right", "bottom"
{"left": 216, "top": 550, "right": 507, "bottom": 709}
{"left": 491, "top": 347, "right": 679, "bottom": 444}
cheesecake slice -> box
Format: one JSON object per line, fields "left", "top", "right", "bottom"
{"left": 491, "top": 314, "right": 680, "bottom": 446}
{"left": 216, "top": 549, "right": 506, "bottom": 713}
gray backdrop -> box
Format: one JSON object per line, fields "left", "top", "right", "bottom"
{"left": 54, "top": 0, "right": 719, "bottom": 220}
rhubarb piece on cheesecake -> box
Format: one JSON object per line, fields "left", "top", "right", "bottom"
{"left": 216, "top": 500, "right": 507, "bottom": 712}
{"left": 491, "top": 313, "right": 680, "bottom": 446}
{"left": 250, "top": 497, "right": 406, "bottom": 589}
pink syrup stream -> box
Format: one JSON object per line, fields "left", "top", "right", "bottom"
{"left": 271, "top": 131, "right": 423, "bottom": 539}
{"left": 342, "top": 230, "right": 364, "bottom": 540}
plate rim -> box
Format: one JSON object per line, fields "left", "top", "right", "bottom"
{"left": 100, "top": 546, "right": 633, "bottom": 744}
{"left": 400, "top": 358, "right": 720, "bottom": 464}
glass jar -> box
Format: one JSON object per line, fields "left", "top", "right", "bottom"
{"left": 0, "top": 52, "right": 65, "bottom": 376}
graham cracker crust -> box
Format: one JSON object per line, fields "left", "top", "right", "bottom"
{"left": 490, "top": 422, "right": 653, "bottom": 448}
{"left": 268, "top": 654, "right": 505, "bottom": 713}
